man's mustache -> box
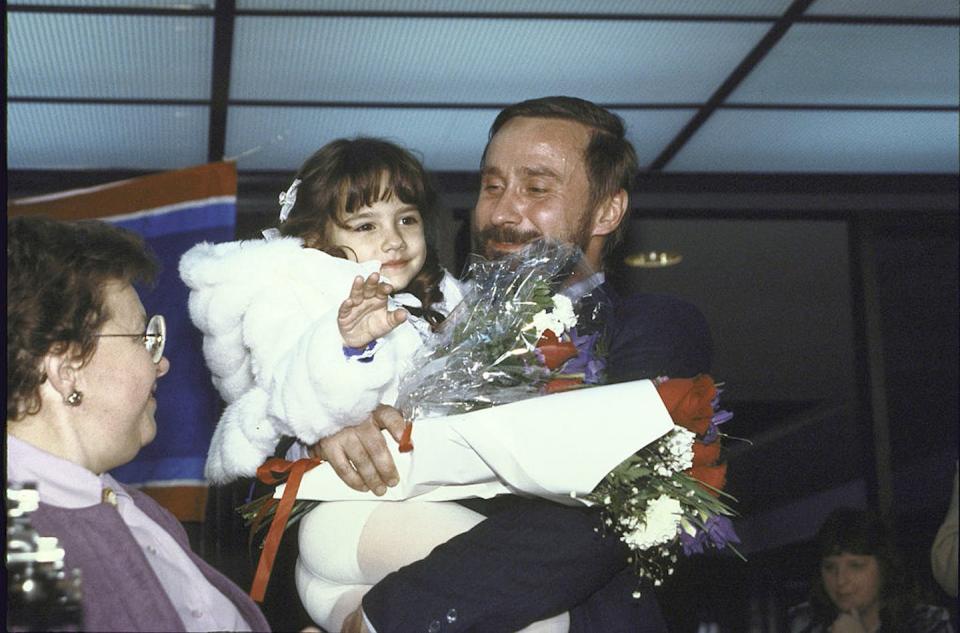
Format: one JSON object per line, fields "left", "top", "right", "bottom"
{"left": 473, "top": 226, "right": 542, "bottom": 252}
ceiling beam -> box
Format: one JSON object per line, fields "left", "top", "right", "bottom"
{"left": 207, "top": 0, "right": 236, "bottom": 163}
{"left": 648, "top": 0, "right": 816, "bottom": 171}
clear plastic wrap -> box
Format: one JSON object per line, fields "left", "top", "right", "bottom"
{"left": 395, "top": 239, "right": 610, "bottom": 421}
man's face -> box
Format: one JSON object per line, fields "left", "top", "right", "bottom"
{"left": 473, "top": 117, "right": 595, "bottom": 260}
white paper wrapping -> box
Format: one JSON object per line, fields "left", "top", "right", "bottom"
{"left": 280, "top": 379, "right": 674, "bottom": 506}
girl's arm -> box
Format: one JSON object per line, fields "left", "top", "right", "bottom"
{"left": 244, "top": 272, "right": 422, "bottom": 446}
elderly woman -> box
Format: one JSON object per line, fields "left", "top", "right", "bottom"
{"left": 788, "top": 508, "right": 954, "bottom": 633}
{"left": 6, "top": 216, "right": 270, "bottom": 632}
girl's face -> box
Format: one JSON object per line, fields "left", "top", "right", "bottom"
{"left": 820, "top": 552, "right": 883, "bottom": 617}
{"left": 325, "top": 196, "right": 427, "bottom": 291}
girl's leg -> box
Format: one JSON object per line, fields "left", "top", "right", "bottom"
{"left": 296, "top": 500, "right": 570, "bottom": 632}
{"left": 296, "top": 501, "right": 381, "bottom": 631}
{"left": 296, "top": 500, "right": 483, "bottom": 631}
{"left": 356, "top": 500, "right": 486, "bottom": 582}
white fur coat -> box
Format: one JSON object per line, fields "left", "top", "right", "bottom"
{"left": 179, "top": 236, "right": 462, "bottom": 484}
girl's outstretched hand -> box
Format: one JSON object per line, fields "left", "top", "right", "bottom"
{"left": 338, "top": 272, "right": 408, "bottom": 348}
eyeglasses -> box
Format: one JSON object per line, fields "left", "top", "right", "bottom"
{"left": 94, "top": 314, "right": 166, "bottom": 364}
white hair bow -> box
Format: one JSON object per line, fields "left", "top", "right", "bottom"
{"left": 278, "top": 178, "right": 301, "bottom": 223}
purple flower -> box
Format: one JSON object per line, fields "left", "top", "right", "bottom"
{"left": 680, "top": 516, "right": 740, "bottom": 556}
{"left": 703, "top": 515, "right": 740, "bottom": 549}
{"left": 702, "top": 408, "right": 733, "bottom": 444}
{"left": 562, "top": 328, "right": 606, "bottom": 383}
{"left": 680, "top": 529, "right": 707, "bottom": 556}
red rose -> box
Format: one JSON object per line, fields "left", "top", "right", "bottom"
{"left": 536, "top": 330, "right": 579, "bottom": 370}
{"left": 692, "top": 440, "right": 721, "bottom": 467}
{"left": 655, "top": 375, "right": 716, "bottom": 435}
{"left": 544, "top": 377, "right": 584, "bottom": 394}
{"left": 689, "top": 463, "right": 727, "bottom": 496}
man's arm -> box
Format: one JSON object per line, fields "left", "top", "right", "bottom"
{"left": 358, "top": 292, "right": 713, "bottom": 633}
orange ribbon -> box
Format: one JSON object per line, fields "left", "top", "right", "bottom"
{"left": 398, "top": 422, "right": 414, "bottom": 453}
{"left": 248, "top": 457, "right": 323, "bottom": 603}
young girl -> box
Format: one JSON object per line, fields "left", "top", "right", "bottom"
{"left": 180, "top": 137, "right": 463, "bottom": 484}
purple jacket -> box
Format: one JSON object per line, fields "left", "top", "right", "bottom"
{"left": 30, "top": 485, "right": 270, "bottom": 632}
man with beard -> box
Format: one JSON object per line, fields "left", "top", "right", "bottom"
{"left": 324, "top": 96, "right": 713, "bottom": 633}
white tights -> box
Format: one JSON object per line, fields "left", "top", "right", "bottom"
{"left": 295, "top": 500, "right": 569, "bottom": 633}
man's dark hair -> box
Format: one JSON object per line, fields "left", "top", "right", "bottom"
{"left": 484, "top": 96, "right": 638, "bottom": 259}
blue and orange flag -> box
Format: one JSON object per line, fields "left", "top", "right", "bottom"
{"left": 9, "top": 162, "right": 237, "bottom": 521}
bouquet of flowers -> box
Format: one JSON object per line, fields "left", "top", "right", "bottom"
{"left": 398, "top": 240, "right": 742, "bottom": 589}
{"left": 395, "top": 239, "right": 609, "bottom": 425}
{"left": 241, "top": 239, "right": 740, "bottom": 599}
{"left": 587, "top": 375, "right": 742, "bottom": 594}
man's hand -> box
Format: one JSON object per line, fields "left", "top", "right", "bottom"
{"left": 339, "top": 273, "right": 408, "bottom": 349}
{"left": 310, "top": 404, "right": 405, "bottom": 496}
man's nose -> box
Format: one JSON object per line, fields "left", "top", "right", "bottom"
{"left": 490, "top": 187, "right": 523, "bottom": 226}
{"left": 490, "top": 198, "right": 523, "bottom": 226}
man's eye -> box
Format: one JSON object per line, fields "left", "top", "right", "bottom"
{"left": 482, "top": 182, "right": 503, "bottom": 193}
{"left": 527, "top": 182, "right": 549, "bottom": 194}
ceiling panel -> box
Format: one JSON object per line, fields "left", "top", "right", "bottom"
{"left": 7, "top": 13, "right": 213, "bottom": 99}
{"left": 237, "top": 0, "right": 792, "bottom": 15}
{"left": 667, "top": 109, "right": 960, "bottom": 173}
{"left": 730, "top": 24, "right": 960, "bottom": 106}
{"left": 229, "top": 17, "right": 768, "bottom": 103}
{"left": 7, "top": 103, "right": 210, "bottom": 169}
{"left": 808, "top": 0, "right": 960, "bottom": 18}
{"left": 224, "top": 106, "right": 696, "bottom": 171}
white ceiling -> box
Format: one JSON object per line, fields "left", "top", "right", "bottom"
{"left": 6, "top": 0, "right": 959, "bottom": 173}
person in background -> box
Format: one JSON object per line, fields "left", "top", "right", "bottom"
{"left": 787, "top": 507, "right": 954, "bottom": 633}
{"left": 931, "top": 462, "right": 958, "bottom": 598}
{"left": 6, "top": 216, "right": 272, "bottom": 632}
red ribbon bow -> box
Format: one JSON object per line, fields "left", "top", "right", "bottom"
{"left": 248, "top": 456, "right": 323, "bottom": 603}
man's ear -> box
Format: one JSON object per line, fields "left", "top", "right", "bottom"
{"left": 591, "top": 189, "right": 628, "bottom": 238}
{"left": 42, "top": 347, "right": 83, "bottom": 402}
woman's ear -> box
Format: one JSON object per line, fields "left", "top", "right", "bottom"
{"left": 591, "top": 189, "right": 629, "bottom": 238}
{"left": 42, "top": 347, "right": 83, "bottom": 402}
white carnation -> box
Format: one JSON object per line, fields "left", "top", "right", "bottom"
{"left": 551, "top": 295, "right": 577, "bottom": 330}
{"left": 530, "top": 294, "right": 578, "bottom": 339}
{"left": 531, "top": 310, "right": 564, "bottom": 339}
{"left": 622, "top": 495, "right": 682, "bottom": 551}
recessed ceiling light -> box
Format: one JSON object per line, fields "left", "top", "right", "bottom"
{"left": 624, "top": 251, "right": 683, "bottom": 268}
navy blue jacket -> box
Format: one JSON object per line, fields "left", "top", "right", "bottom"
{"left": 362, "top": 291, "right": 713, "bottom": 633}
